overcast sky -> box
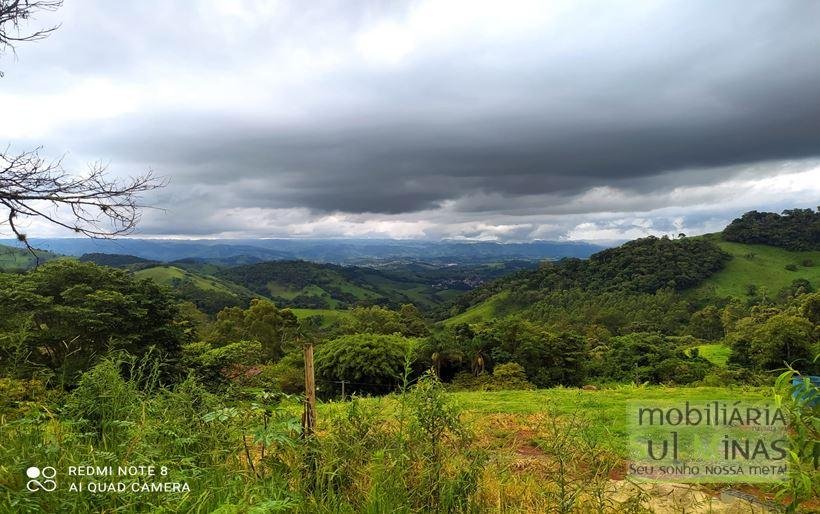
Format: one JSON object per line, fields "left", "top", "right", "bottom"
{"left": 2, "top": 0, "right": 819, "bottom": 242}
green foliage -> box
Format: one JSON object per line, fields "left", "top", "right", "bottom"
{"left": 723, "top": 208, "right": 820, "bottom": 251}
{"left": 0, "top": 377, "right": 48, "bottom": 415}
{"left": 64, "top": 359, "right": 141, "bottom": 439}
{"left": 251, "top": 352, "right": 305, "bottom": 394}
{"left": 597, "top": 332, "right": 712, "bottom": 384}
{"left": 800, "top": 292, "right": 820, "bottom": 324}
{"left": 773, "top": 364, "right": 819, "bottom": 512}
{"left": 424, "top": 318, "right": 588, "bottom": 387}
{"left": 450, "top": 362, "right": 535, "bottom": 391}
{"left": 729, "top": 311, "right": 817, "bottom": 373}
{"left": 404, "top": 373, "right": 481, "bottom": 511}
{"left": 207, "top": 299, "right": 298, "bottom": 361}
{"left": 0, "top": 260, "right": 185, "bottom": 386}
{"left": 181, "top": 340, "right": 263, "bottom": 386}
{"left": 338, "top": 304, "right": 429, "bottom": 337}
{"left": 688, "top": 305, "right": 724, "bottom": 340}
{"left": 475, "top": 319, "right": 587, "bottom": 387}
{"left": 491, "top": 362, "right": 532, "bottom": 386}
{"left": 454, "top": 236, "right": 728, "bottom": 316}
{"left": 315, "top": 333, "right": 414, "bottom": 395}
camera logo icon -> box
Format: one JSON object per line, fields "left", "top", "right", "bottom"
{"left": 26, "top": 466, "right": 57, "bottom": 492}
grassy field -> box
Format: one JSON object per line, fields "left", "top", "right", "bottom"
{"left": 134, "top": 265, "right": 252, "bottom": 297}
{"left": 0, "top": 244, "right": 60, "bottom": 270}
{"left": 290, "top": 307, "right": 353, "bottom": 327}
{"left": 321, "top": 385, "right": 770, "bottom": 457}
{"left": 443, "top": 291, "right": 510, "bottom": 326}
{"left": 692, "top": 343, "right": 731, "bottom": 366}
{"left": 692, "top": 238, "right": 820, "bottom": 298}
{"left": 0, "top": 375, "right": 798, "bottom": 513}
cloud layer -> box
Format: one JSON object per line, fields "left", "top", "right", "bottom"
{"left": 3, "top": 0, "right": 819, "bottom": 241}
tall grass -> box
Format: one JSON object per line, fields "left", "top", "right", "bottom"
{"left": 0, "top": 358, "right": 488, "bottom": 513}
{"left": 0, "top": 356, "right": 677, "bottom": 513}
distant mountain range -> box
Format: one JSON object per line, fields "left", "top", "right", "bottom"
{"left": 0, "top": 238, "right": 605, "bottom": 265}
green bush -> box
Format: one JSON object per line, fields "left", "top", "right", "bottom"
{"left": 600, "top": 332, "right": 712, "bottom": 384}
{"left": 448, "top": 363, "right": 534, "bottom": 391}
{"left": 64, "top": 359, "right": 141, "bottom": 439}
{"left": 181, "top": 340, "right": 262, "bottom": 386}
{"left": 489, "top": 362, "right": 534, "bottom": 390}
{"left": 315, "top": 333, "right": 414, "bottom": 395}
{"left": 250, "top": 352, "right": 305, "bottom": 394}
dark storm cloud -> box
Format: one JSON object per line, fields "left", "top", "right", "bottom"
{"left": 4, "top": 0, "right": 820, "bottom": 239}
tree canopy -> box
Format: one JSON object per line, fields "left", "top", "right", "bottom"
{"left": 0, "top": 260, "right": 185, "bottom": 385}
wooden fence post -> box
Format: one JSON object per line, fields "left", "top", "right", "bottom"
{"left": 303, "top": 342, "right": 316, "bottom": 437}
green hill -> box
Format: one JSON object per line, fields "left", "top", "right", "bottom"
{"left": 0, "top": 244, "right": 60, "bottom": 271}
{"left": 690, "top": 235, "right": 819, "bottom": 298}
{"left": 445, "top": 235, "right": 729, "bottom": 322}
{"left": 136, "top": 265, "right": 238, "bottom": 293}
{"left": 215, "top": 260, "right": 532, "bottom": 312}
{"left": 134, "top": 265, "right": 257, "bottom": 314}
{"left": 443, "top": 228, "right": 819, "bottom": 327}
{"left": 79, "top": 253, "right": 159, "bottom": 269}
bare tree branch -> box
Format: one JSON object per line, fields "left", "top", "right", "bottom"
{"left": 0, "top": 0, "right": 62, "bottom": 75}
{"left": 0, "top": 147, "right": 166, "bottom": 264}
{"left": 0, "top": 2, "right": 167, "bottom": 266}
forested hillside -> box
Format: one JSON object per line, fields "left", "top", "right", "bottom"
{"left": 723, "top": 208, "right": 819, "bottom": 250}
{"left": 448, "top": 235, "right": 730, "bottom": 318}
{"left": 79, "top": 253, "right": 159, "bottom": 269}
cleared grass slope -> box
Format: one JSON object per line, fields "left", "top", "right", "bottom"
{"left": 290, "top": 308, "right": 353, "bottom": 327}
{"left": 692, "top": 236, "right": 820, "bottom": 298}
{"left": 134, "top": 265, "right": 254, "bottom": 297}
{"left": 443, "top": 292, "right": 510, "bottom": 326}
{"left": 0, "top": 244, "right": 60, "bottom": 270}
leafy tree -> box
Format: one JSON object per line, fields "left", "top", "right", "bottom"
{"left": 340, "top": 304, "right": 429, "bottom": 337}
{"left": 799, "top": 292, "right": 820, "bottom": 325}
{"left": 208, "top": 299, "right": 298, "bottom": 362}
{"left": 0, "top": 260, "right": 185, "bottom": 385}
{"left": 465, "top": 318, "right": 587, "bottom": 387}
{"left": 315, "top": 333, "right": 413, "bottom": 395}
{"left": 729, "top": 313, "right": 817, "bottom": 372}
{"left": 181, "top": 340, "right": 262, "bottom": 386}
{"left": 600, "top": 332, "right": 711, "bottom": 384}
{"left": 688, "top": 305, "right": 724, "bottom": 341}
{"left": 399, "top": 304, "right": 430, "bottom": 337}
